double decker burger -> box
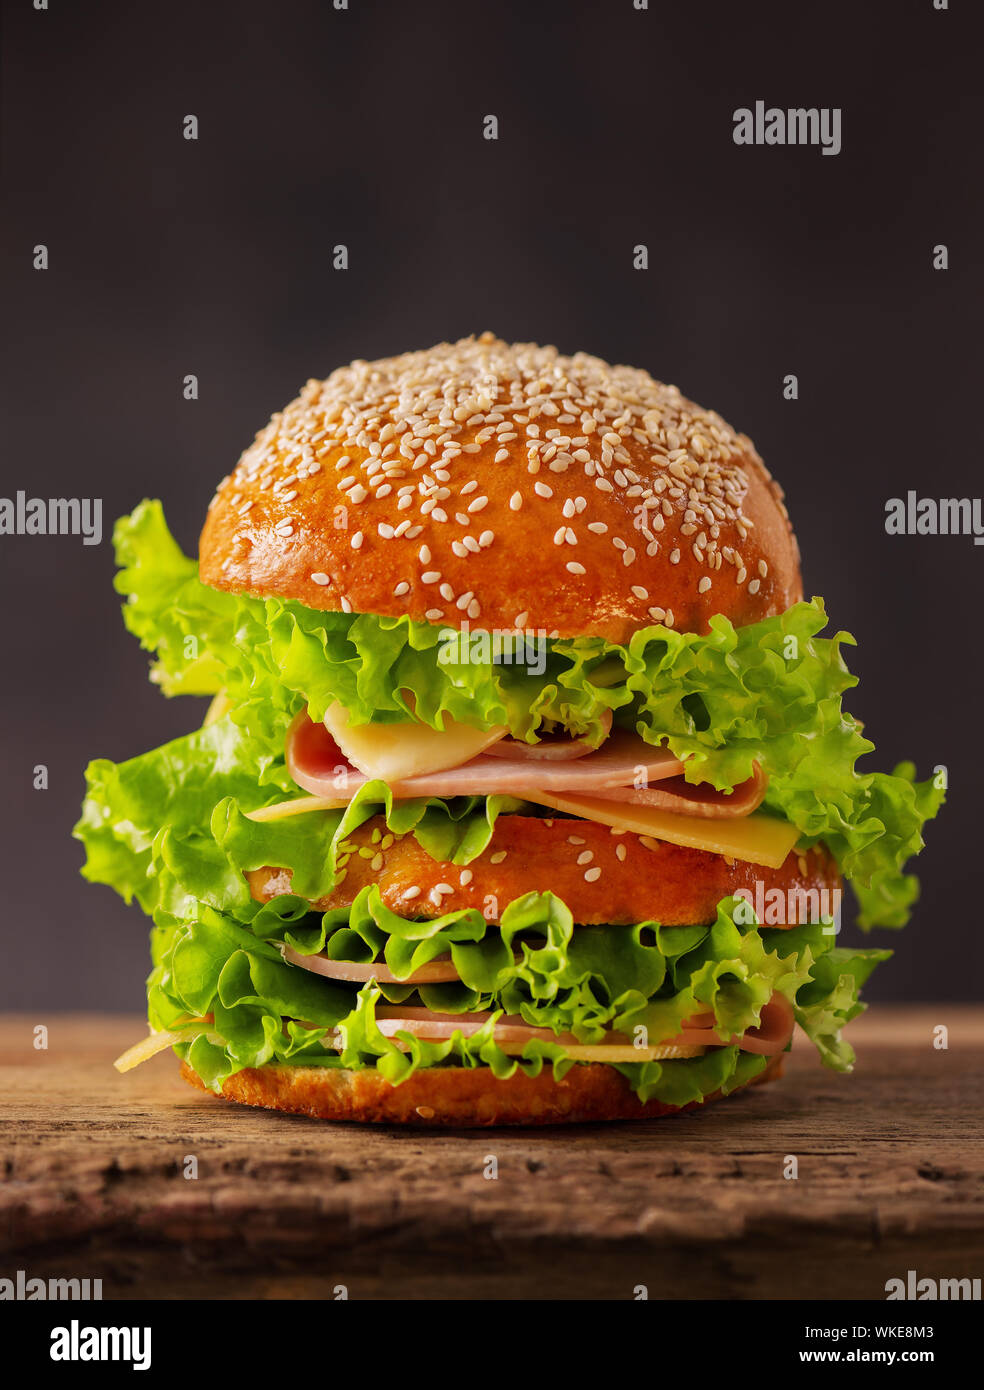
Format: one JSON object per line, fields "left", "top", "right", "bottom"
{"left": 76, "top": 335, "right": 941, "bottom": 1125}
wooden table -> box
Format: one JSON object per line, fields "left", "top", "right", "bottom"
{"left": 2, "top": 1009, "right": 981, "bottom": 1300}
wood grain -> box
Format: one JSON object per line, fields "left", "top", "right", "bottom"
{"left": 1, "top": 1008, "right": 982, "bottom": 1300}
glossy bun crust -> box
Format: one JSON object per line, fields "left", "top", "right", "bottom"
{"left": 200, "top": 335, "right": 801, "bottom": 643}
{"left": 181, "top": 1052, "right": 784, "bottom": 1127}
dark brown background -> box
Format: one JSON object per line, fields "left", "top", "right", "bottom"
{"left": 1, "top": 0, "right": 980, "bottom": 1011}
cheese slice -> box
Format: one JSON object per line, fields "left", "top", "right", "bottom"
{"left": 246, "top": 794, "right": 350, "bottom": 823}
{"left": 529, "top": 790, "right": 800, "bottom": 869}
{"left": 203, "top": 690, "right": 233, "bottom": 726}
{"left": 324, "top": 700, "right": 507, "bottom": 783}
{"left": 113, "top": 1021, "right": 213, "bottom": 1073}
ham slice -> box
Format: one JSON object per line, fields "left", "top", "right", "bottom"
{"left": 284, "top": 945, "right": 467, "bottom": 985}
{"left": 287, "top": 714, "right": 686, "bottom": 800}
{"left": 483, "top": 710, "right": 613, "bottom": 760}
{"left": 362, "top": 994, "right": 795, "bottom": 1058}
{"left": 584, "top": 761, "right": 767, "bottom": 819}
{"left": 665, "top": 992, "right": 795, "bottom": 1056}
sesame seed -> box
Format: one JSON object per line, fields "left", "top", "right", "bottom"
{"left": 351, "top": 531, "right": 364, "bottom": 549}
{"left": 494, "top": 448, "right": 509, "bottom": 463}
{"left": 576, "top": 851, "right": 594, "bottom": 866}
{"left": 378, "top": 523, "right": 395, "bottom": 539}
{"left": 459, "top": 869, "right": 473, "bottom": 886}
{"left": 615, "top": 843, "right": 627, "bottom": 862}
{"left": 584, "top": 867, "right": 602, "bottom": 883}
{"left": 310, "top": 572, "right": 331, "bottom": 585}
{"left": 404, "top": 886, "right": 421, "bottom": 900}
{"left": 587, "top": 521, "right": 608, "bottom": 534}
{"left": 425, "top": 608, "right": 444, "bottom": 620}
{"left": 419, "top": 545, "right": 431, "bottom": 563}
{"left": 534, "top": 482, "right": 553, "bottom": 498}
{"left": 566, "top": 561, "right": 586, "bottom": 575}
{"left": 478, "top": 530, "right": 494, "bottom": 547}
{"left": 490, "top": 851, "right": 507, "bottom": 864}
{"left": 340, "top": 597, "right": 352, "bottom": 613}
{"left": 632, "top": 585, "right": 649, "bottom": 600}
{"left": 698, "top": 576, "right": 712, "bottom": 593}
{"left": 393, "top": 581, "right": 410, "bottom": 596}
{"left": 514, "top": 610, "right": 529, "bottom": 626}
{"left": 467, "top": 495, "right": 489, "bottom": 513}
{"left": 748, "top": 577, "right": 761, "bottom": 594}
{"left": 509, "top": 491, "right": 523, "bottom": 510}
{"left": 421, "top": 570, "right": 441, "bottom": 583}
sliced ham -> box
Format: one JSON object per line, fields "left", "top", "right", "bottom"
{"left": 361, "top": 994, "right": 795, "bottom": 1058}
{"left": 657, "top": 993, "right": 796, "bottom": 1056}
{"left": 585, "top": 761, "right": 767, "bottom": 819}
{"left": 483, "top": 709, "right": 613, "bottom": 760}
{"left": 283, "top": 945, "right": 464, "bottom": 984}
{"left": 287, "top": 714, "right": 686, "bottom": 800}
{"left": 284, "top": 943, "right": 539, "bottom": 985}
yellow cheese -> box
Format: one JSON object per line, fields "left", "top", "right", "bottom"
{"left": 246, "top": 795, "right": 349, "bottom": 823}
{"left": 528, "top": 790, "right": 800, "bottom": 869}
{"left": 324, "top": 700, "right": 507, "bottom": 783}
{"left": 203, "top": 690, "right": 233, "bottom": 726}
{"left": 113, "top": 1021, "right": 213, "bottom": 1073}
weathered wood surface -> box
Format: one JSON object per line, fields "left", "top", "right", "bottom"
{"left": 1, "top": 1009, "right": 982, "bottom": 1300}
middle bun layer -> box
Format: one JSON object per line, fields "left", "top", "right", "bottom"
{"left": 247, "top": 813, "right": 839, "bottom": 926}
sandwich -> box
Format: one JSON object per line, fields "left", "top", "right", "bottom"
{"left": 75, "top": 334, "right": 942, "bottom": 1125}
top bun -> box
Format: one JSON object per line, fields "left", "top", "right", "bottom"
{"left": 200, "top": 334, "right": 802, "bottom": 643}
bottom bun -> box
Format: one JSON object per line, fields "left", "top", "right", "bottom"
{"left": 179, "top": 1053, "right": 785, "bottom": 1127}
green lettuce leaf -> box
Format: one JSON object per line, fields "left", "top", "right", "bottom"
{"left": 77, "top": 716, "right": 296, "bottom": 908}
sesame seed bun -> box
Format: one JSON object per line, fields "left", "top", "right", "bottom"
{"left": 179, "top": 1051, "right": 785, "bottom": 1127}
{"left": 200, "top": 334, "right": 801, "bottom": 642}
{"left": 247, "top": 815, "right": 841, "bottom": 928}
